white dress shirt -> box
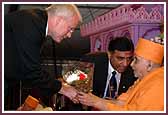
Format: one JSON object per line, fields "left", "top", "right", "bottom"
{"left": 45, "top": 23, "right": 48, "bottom": 36}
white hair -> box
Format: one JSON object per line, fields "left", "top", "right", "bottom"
{"left": 46, "top": 4, "right": 82, "bottom": 23}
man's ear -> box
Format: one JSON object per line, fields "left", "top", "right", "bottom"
{"left": 55, "top": 16, "right": 67, "bottom": 28}
{"left": 147, "top": 61, "right": 153, "bottom": 72}
{"left": 54, "top": 16, "right": 62, "bottom": 24}
{"left": 107, "top": 51, "right": 113, "bottom": 58}
{"left": 107, "top": 51, "right": 111, "bottom": 58}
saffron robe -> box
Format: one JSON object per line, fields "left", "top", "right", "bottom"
{"left": 106, "top": 67, "right": 164, "bottom": 111}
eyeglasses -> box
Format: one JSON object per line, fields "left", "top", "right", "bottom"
{"left": 63, "top": 26, "right": 75, "bottom": 38}
{"left": 67, "top": 27, "right": 75, "bottom": 33}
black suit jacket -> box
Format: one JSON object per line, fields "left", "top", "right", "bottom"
{"left": 4, "top": 9, "right": 61, "bottom": 97}
{"left": 81, "top": 52, "right": 137, "bottom": 98}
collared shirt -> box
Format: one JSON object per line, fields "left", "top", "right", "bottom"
{"left": 103, "top": 60, "right": 121, "bottom": 98}
{"left": 45, "top": 23, "right": 48, "bottom": 36}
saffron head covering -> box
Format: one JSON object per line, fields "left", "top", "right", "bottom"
{"left": 135, "top": 38, "right": 164, "bottom": 64}
{"left": 25, "top": 95, "right": 39, "bottom": 109}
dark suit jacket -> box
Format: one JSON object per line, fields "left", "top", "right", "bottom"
{"left": 81, "top": 52, "right": 137, "bottom": 98}
{"left": 4, "top": 9, "right": 61, "bottom": 97}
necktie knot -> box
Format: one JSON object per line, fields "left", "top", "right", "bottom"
{"left": 112, "top": 71, "right": 116, "bottom": 76}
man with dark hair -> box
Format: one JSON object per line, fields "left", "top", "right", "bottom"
{"left": 81, "top": 37, "right": 137, "bottom": 99}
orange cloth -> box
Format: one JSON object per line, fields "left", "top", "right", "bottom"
{"left": 25, "top": 95, "right": 39, "bottom": 109}
{"left": 135, "top": 38, "right": 164, "bottom": 64}
{"left": 106, "top": 67, "right": 164, "bottom": 111}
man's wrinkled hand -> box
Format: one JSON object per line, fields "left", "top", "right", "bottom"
{"left": 59, "top": 82, "right": 79, "bottom": 103}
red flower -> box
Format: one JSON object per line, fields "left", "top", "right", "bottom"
{"left": 79, "top": 73, "right": 86, "bottom": 80}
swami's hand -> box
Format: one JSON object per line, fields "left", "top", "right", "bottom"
{"left": 77, "top": 92, "right": 101, "bottom": 107}
{"left": 59, "top": 82, "right": 79, "bottom": 104}
{"left": 77, "top": 92, "right": 125, "bottom": 111}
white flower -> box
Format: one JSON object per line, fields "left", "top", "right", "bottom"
{"left": 150, "top": 36, "right": 164, "bottom": 45}
{"left": 65, "top": 72, "right": 80, "bottom": 84}
{"left": 63, "top": 70, "right": 88, "bottom": 84}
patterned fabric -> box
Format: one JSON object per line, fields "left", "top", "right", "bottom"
{"left": 106, "top": 71, "right": 117, "bottom": 98}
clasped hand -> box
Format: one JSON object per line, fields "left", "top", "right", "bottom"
{"left": 59, "top": 81, "right": 97, "bottom": 105}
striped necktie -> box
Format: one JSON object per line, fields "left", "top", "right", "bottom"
{"left": 106, "top": 71, "right": 117, "bottom": 99}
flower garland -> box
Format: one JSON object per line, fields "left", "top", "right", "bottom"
{"left": 151, "top": 21, "right": 164, "bottom": 45}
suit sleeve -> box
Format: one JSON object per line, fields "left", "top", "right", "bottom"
{"left": 5, "top": 10, "right": 62, "bottom": 98}
{"left": 26, "top": 68, "right": 62, "bottom": 97}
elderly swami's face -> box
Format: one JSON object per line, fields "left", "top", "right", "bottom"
{"left": 49, "top": 15, "right": 79, "bottom": 43}
{"left": 131, "top": 55, "right": 149, "bottom": 79}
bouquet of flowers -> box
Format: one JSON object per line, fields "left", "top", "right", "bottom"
{"left": 62, "top": 61, "right": 94, "bottom": 93}
{"left": 150, "top": 21, "right": 164, "bottom": 45}
{"left": 150, "top": 33, "right": 164, "bottom": 45}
